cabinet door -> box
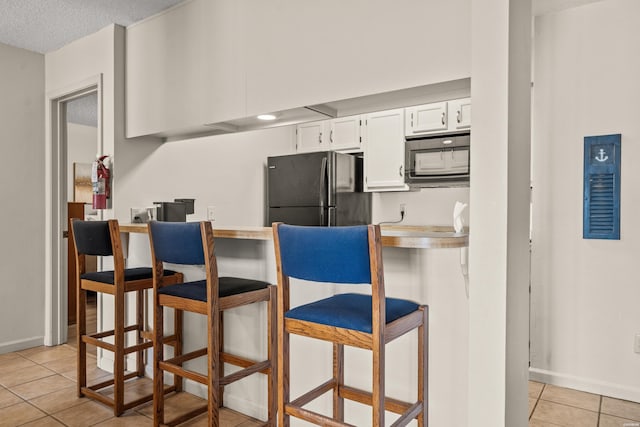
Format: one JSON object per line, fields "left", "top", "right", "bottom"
{"left": 330, "top": 115, "right": 361, "bottom": 151}
{"left": 405, "top": 101, "right": 448, "bottom": 136}
{"left": 296, "top": 121, "right": 328, "bottom": 152}
{"left": 449, "top": 98, "right": 471, "bottom": 131}
{"left": 364, "top": 109, "right": 408, "bottom": 191}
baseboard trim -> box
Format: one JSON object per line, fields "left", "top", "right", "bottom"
{"left": 0, "top": 336, "right": 44, "bottom": 354}
{"left": 530, "top": 367, "right": 640, "bottom": 403}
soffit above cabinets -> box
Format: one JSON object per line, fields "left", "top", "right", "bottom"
{"left": 160, "top": 78, "right": 471, "bottom": 142}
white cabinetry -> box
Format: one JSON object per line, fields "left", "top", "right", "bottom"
{"left": 448, "top": 97, "right": 472, "bottom": 131}
{"left": 296, "top": 115, "right": 362, "bottom": 153}
{"left": 296, "top": 121, "right": 328, "bottom": 152}
{"left": 405, "top": 98, "right": 471, "bottom": 137}
{"left": 363, "top": 108, "right": 408, "bottom": 192}
{"left": 329, "top": 115, "right": 361, "bottom": 152}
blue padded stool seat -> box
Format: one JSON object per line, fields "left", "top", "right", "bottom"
{"left": 158, "top": 277, "right": 270, "bottom": 301}
{"left": 80, "top": 267, "right": 179, "bottom": 284}
{"left": 285, "top": 293, "right": 420, "bottom": 334}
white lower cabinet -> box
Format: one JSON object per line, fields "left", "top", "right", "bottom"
{"left": 363, "top": 108, "right": 408, "bottom": 192}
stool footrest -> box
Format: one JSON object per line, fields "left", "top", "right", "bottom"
{"left": 285, "top": 404, "right": 355, "bottom": 427}
{"left": 163, "top": 404, "right": 208, "bottom": 427}
{"left": 87, "top": 371, "right": 139, "bottom": 392}
{"left": 220, "top": 359, "right": 270, "bottom": 386}
{"left": 81, "top": 383, "right": 177, "bottom": 414}
{"left": 390, "top": 401, "right": 424, "bottom": 427}
{"left": 339, "top": 385, "right": 412, "bottom": 415}
{"left": 123, "top": 340, "right": 153, "bottom": 355}
{"left": 159, "top": 361, "right": 207, "bottom": 385}
{"left": 90, "top": 324, "right": 141, "bottom": 340}
{"left": 221, "top": 352, "right": 270, "bottom": 375}
{"left": 290, "top": 379, "right": 336, "bottom": 409}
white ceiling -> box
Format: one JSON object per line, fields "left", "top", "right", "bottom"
{"left": 0, "top": 0, "right": 609, "bottom": 56}
{"left": 0, "top": 0, "right": 185, "bottom": 54}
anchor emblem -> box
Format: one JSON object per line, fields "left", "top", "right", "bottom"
{"left": 595, "top": 148, "right": 608, "bottom": 162}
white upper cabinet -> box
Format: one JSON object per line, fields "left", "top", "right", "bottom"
{"left": 449, "top": 97, "right": 472, "bottom": 130}
{"left": 296, "top": 121, "right": 328, "bottom": 152}
{"left": 405, "top": 101, "right": 448, "bottom": 136}
{"left": 363, "top": 108, "right": 408, "bottom": 192}
{"left": 404, "top": 98, "right": 471, "bottom": 137}
{"left": 329, "top": 115, "right": 362, "bottom": 152}
{"left": 296, "top": 115, "right": 362, "bottom": 153}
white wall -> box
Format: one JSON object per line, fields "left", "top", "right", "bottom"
{"left": 0, "top": 43, "right": 45, "bottom": 353}
{"left": 531, "top": 0, "right": 640, "bottom": 402}
{"left": 66, "top": 123, "right": 97, "bottom": 199}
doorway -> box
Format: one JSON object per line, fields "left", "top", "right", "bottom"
{"left": 64, "top": 92, "right": 100, "bottom": 349}
{"left": 45, "top": 75, "right": 102, "bottom": 347}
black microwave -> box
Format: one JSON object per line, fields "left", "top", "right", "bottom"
{"left": 405, "top": 133, "right": 470, "bottom": 187}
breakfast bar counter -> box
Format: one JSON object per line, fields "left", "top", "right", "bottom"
{"left": 118, "top": 223, "right": 468, "bottom": 249}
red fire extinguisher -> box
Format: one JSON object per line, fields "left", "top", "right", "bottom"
{"left": 92, "top": 155, "right": 111, "bottom": 209}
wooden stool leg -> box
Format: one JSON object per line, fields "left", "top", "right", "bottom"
{"left": 136, "top": 289, "right": 145, "bottom": 377}
{"left": 218, "top": 312, "right": 224, "bottom": 408}
{"left": 114, "top": 288, "right": 126, "bottom": 416}
{"left": 76, "top": 286, "right": 87, "bottom": 397}
{"left": 207, "top": 309, "right": 221, "bottom": 426}
{"left": 174, "top": 308, "right": 183, "bottom": 392}
{"left": 153, "top": 302, "right": 164, "bottom": 426}
{"left": 278, "top": 324, "right": 290, "bottom": 427}
{"left": 372, "top": 339, "right": 385, "bottom": 427}
{"left": 333, "top": 343, "right": 344, "bottom": 422}
{"left": 267, "top": 286, "right": 277, "bottom": 426}
{"left": 418, "top": 306, "right": 429, "bottom": 427}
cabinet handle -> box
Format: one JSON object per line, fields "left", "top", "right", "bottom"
{"left": 457, "top": 110, "right": 462, "bottom": 123}
{"left": 441, "top": 112, "right": 446, "bottom": 126}
{"left": 319, "top": 132, "right": 322, "bottom": 144}
{"left": 330, "top": 130, "right": 333, "bottom": 143}
{"left": 399, "top": 165, "right": 403, "bottom": 177}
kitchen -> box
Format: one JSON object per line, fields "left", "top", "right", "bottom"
{"left": 4, "top": 0, "right": 639, "bottom": 426}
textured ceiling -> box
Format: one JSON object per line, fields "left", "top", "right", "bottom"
{"left": 0, "top": 0, "right": 185, "bottom": 54}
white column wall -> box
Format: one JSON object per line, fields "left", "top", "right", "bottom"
{"left": 469, "top": 0, "right": 531, "bottom": 426}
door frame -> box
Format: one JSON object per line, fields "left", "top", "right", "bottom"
{"left": 45, "top": 74, "right": 103, "bottom": 346}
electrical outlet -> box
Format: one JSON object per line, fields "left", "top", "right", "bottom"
{"left": 207, "top": 206, "right": 216, "bottom": 221}
{"left": 635, "top": 334, "right": 640, "bottom": 354}
{"left": 400, "top": 203, "right": 406, "bottom": 216}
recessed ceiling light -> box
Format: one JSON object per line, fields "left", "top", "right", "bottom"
{"left": 257, "top": 114, "right": 277, "bottom": 121}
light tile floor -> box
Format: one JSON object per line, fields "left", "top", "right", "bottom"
{"left": 529, "top": 381, "right": 640, "bottom": 426}
{"left": 0, "top": 345, "right": 261, "bottom": 426}
{"left": 3, "top": 340, "right": 640, "bottom": 426}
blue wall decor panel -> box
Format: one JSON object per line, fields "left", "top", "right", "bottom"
{"left": 583, "top": 134, "right": 621, "bottom": 240}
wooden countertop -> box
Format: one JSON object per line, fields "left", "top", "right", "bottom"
{"left": 119, "top": 223, "right": 468, "bottom": 249}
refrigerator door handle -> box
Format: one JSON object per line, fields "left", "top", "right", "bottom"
{"left": 319, "top": 156, "right": 327, "bottom": 208}
{"left": 328, "top": 206, "right": 336, "bottom": 226}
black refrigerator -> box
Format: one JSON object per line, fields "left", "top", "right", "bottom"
{"left": 267, "top": 151, "right": 371, "bottom": 226}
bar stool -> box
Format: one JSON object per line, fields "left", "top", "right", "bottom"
{"left": 148, "top": 220, "right": 277, "bottom": 426}
{"left": 70, "top": 219, "right": 184, "bottom": 416}
{"left": 272, "top": 223, "right": 429, "bottom": 427}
